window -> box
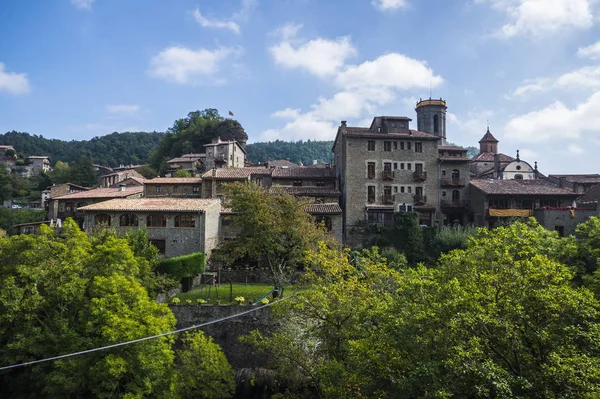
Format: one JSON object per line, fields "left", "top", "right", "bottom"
{"left": 256, "top": 177, "right": 263, "bottom": 186}
{"left": 155, "top": 186, "right": 162, "bottom": 193}
{"left": 66, "top": 202, "right": 75, "bottom": 212}
{"left": 407, "top": 186, "right": 412, "bottom": 193}
{"left": 367, "top": 162, "right": 376, "bottom": 179}
{"left": 391, "top": 122, "right": 396, "bottom": 128}
{"left": 393, "top": 162, "right": 398, "bottom": 170}
{"left": 120, "top": 213, "right": 138, "bottom": 227}
{"left": 400, "top": 142, "right": 405, "bottom": 150}
{"left": 407, "top": 163, "right": 412, "bottom": 170}
{"left": 384, "top": 186, "right": 392, "bottom": 196}
{"left": 147, "top": 214, "right": 166, "bottom": 228}
{"left": 393, "top": 142, "right": 398, "bottom": 150}
{"left": 407, "top": 142, "right": 412, "bottom": 151}
{"left": 401, "top": 163, "right": 405, "bottom": 170}
{"left": 293, "top": 180, "right": 302, "bottom": 187}
{"left": 442, "top": 170, "right": 446, "bottom": 176}
{"left": 401, "top": 186, "right": 405, "bottom": 193}
{"left": 384, "top": 162, "right": 392, "bottom": 171}
{"left": 452, "top": 190, "right": 460, "bottom": 204}
{"left": 442, "top": 191, "right": 447, "bottom": 197}
{"left": 368, "top": 141, "right": 375, "bottom": 151}
{"left": 516, "top": 165, "right": 522, "bottom": 170}
{"left": 384, "top": 141, "right": 392, "bottom": 151}
{"left": 221, "top": 215, "right": 233, "bottom": 227}
{"left": 315, "top": 216, "right": 332, "bottom": 231}
{"left": 150, "top": 239, "right": 166, "bottom": 255}
{"left": 452, "top": 169, "right": 460, "bottom": 179}
{"left": 394, "top": 186, "right": 398, "bottom": 193}
{"left": 193, "top": 186, "right": 200, "bottom": 193}
{"left": 95, "top": 213, "right": 111, "bottom": 226}
{"left": 415, "top": 187, "right": 423, "bottom": 197}
{"left": 316, "top": 180, "right": 326, "bottom": 187}
{"left": 367, "top": 186, "right": 376, "bottom": 203}
{"left": 415, "top": 142, "right": 423, "bottom": 153}
{"left": 175, "top": 214, "right": 195, "bottom": 228}
{"left": 433, "top": 114, "right": 439, "bottom": 133}
{"left": 555, "top": 226, "right": 565, "bottom": 237}
{"left": 514, "top": 174, "right": 523, "bottom": 180}
{"left": 173, "top": 186, "right": 179, "bottom": 193}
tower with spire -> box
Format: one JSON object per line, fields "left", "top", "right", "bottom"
{"left": 478, "top": 126, "right": 499, "bottom": 154}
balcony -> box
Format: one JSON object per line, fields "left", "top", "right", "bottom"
{"left": 413, "top": 171, "right": 427, "bottom": 182}
{"left": 441, "top": 199, "right": 469, "bottom": 208}
{"left": 214, "top": 154, "right": 227, "bottom": 164}
{"left": 440, "top": 177, "right": 466, "bottom": 187}
{"left": 382, "top": 170, "right": 394, "bottom": 180}
{"left": 414, "top": 195, "right": 427, "bottom": 205}
{"left": 382, "top": 195, "right": 394, "bottom": 205}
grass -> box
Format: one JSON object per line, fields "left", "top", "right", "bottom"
{"left": 175, "top": 283, "right": 293, "bottom": 305}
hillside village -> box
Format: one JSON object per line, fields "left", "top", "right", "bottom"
{"left": 4, "top": 98, "right": 600, "bottom": 256}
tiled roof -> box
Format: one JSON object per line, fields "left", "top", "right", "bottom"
{"left": 439, "top": 156, "right": 470, "bottom": 161}
{"left": 267, "top": 159, "right": 299, "bottom": 168}
{"left": 202, "top": 167, "right": 273, "bottom": 180}
{"left": 102, "top": 169, "right": 142, "bottom": 178}
{"left": 0, "top": 145, "right": 14, "bottom": 149}
{"left": 344, "top": 127, "right": 439, "bottom": 140}
{"left": 438, "top": 145, "right": 466, "bottom": 151}
{"left": 305, "top": 203, "right": 342, "bottom": 214}
{"left": 79, "top": 198, "right": 220, "bottom": 212}
{"left": 548, "top": 174, "right": 600, "bottom": 184}
{"left": 271, "top": 167, "right": 335, "bottom": 178}
{"left": 146, "top": 177, "right": 202, "bottom": 184}
{"left": 470, "top": 179, "right": 577, "bottom": 196}
{"left": 470, "top": 152, "right": 515, "bottom": 163}
{"left": 53, "top": 186, "right": 143, "bottom": 200}
{"left": 270, "top": 186, "right": 340, "bottom": 196}
{"left": 27, "top": 155, "right": 50, "bottom": 159}
{"left": 479, "top": 128, "right": 499, "bottom": 143}
{"left": 167, "top": 154, "right": 205, "bottom": 164}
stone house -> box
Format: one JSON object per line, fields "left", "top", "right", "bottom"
{"left": 79, "top": 198, "right": 221, "bottom": 258}
{"left": 204, "top": 137, "right": 246, "bottom": 170}
{"left": 42, "top": 182, "right": 89, "bottom": 209}
{"left": 26, "top": 156, "right": 52, "bottom": 175}
{"left": 101, "top": 169, "right": 145, "bottom": 188}
{"left": 166, "top": 153, "right": 205, "bottom": 175}
{"left": 48, "top": 185, "right": 143, "bottom": 227}
{"left": 201, "top": 167, "right": 273, "bottom": 200}
{"left": 438, "top": 145, "right": 471, "bottom": 224}
{"left": 547, "top": 174, "right": 600, "bottom": 195}
{"left": 469, "top": 179, "right": 578, "bottom": 231}
{"left": 144, "top": 177, "right": 202, "bottom": 198}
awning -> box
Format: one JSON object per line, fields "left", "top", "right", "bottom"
{"left": 489, "top": 209, "right": 533, "bottom": 217}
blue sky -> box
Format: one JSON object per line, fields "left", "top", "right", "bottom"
{"left": 2, "top": 0, "right": 600, "bottom": 173}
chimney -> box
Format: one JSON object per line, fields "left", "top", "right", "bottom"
{"left": 212, "top": 167, "right": 217, "bottom": 177}
{"left": 559, "top": 176, "right": 566, "bottom": 188}
{"left": 534, "top": 161, "right": 538, "bottom": 179}
{"left": 493, "top": 153, "right": 500, "bottom": 179}
{"left": 341, "top": 120, "right": 347, "bottom": 127}
{"left": 118, "top": 184, "right": 126, "bottom": 192}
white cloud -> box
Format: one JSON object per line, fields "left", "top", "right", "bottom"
{"left": 272, "top": 23, "right": 303, "bottom": 41}
{"left": 0, "top": 63, "right": 30, "bottom": 95}
{"left": 261, "top": 26, "right": 444, "bottom": 141}
{"left": 106, "top": 104, "right": 140, "bottom": 115}
{"left": 578, "top": 40, "right": 600, "bottom": 59}
{"left": 71, "top": 0, "right": 95, "bottom": 10}
{"left": 191, "top": 0, "right": 257, "bottom": 34}
{"left": 504, "top": 91, "right": 600, "bottom": 143}
{"left": 270, "top": 36, "right": 357, "bottom": 78}
{"left": 148, "top": 46, "right": 241, "bottom": 85}
{"left": 447, "top": 108, "right": 495, "bottom": 136}
{"left": 477, "top": 0, "right": 595, "bottom": 38}
{"left": 372, "top": 0, "right": 408, "bottom": 11}
{"left": 508, "top": 65, "right": 600, "bottom": 98}
{"left": 568, "top": 143, "right": 585, "bottom": 154}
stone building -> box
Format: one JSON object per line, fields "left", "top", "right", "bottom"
{"left": 144, "top": 177, "right": 202, "bottom": 198}
{"left": 201, "top": 167, "right": 273, "bottom": 200}
{"left": 166, "top": 153, "right": 205, "bottom": 175}
{"left": 203, "top": 138, "right": 246, "bottom": 170}
{"left": 333, "top": 106, "right": 445, "bottom": 244}
{"left": 547, "top": 174, "right": 600, "bottom": 195}
{"left": 438, "top": 144, "right": 470, "bottom": 224}
{"left": 42, "top": 182, "right": 89, "bottom": 210}
{"left": 79, "top": 198, "right": 221, "bottom": 258}
{"left": 26, "top": 156, "right": 52, "bottom": 175}
{"left": 101, "top": 169, "right": 145, "bottom": 188}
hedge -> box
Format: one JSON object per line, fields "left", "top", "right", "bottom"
{"left": 157, "top": 252, "right": 206, "bottom": 281}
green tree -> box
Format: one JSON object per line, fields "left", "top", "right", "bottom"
{"left": 68, "top": 154, "right": 97, "bottom": 187}
{"left": 0, "top": 164, "right": 13, "bottom": 202}
{"left": 135, "top": 164, "right": 158, "bottom": 179}
{"left": 173, "top": 169, "right": 192, "bottom": 178}
{"left": 0, "top": 220, "right": 177, "bottom": 398}
{"left": 175, "top": 331, "right": 235, "bottom": 399}
{"left": 213, "top": 183, "right": 330, "bottom": 296}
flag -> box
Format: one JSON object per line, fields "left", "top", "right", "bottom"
{"left": 228, "top": 111, "right": 234, "bottom": 116}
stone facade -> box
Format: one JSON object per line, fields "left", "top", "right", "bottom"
{"left": 144, "top": 177, "right": 203, "bottom": 198}
{"left": 204, "top": 138, "right": 246, "bottom": 170}
{"left": 101, "top": 169, "right": 145, "bottom": 188}
{"left": 534, "top": 208, "right": 598, "bottom": 237}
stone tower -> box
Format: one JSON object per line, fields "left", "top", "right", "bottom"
{"left": 415, "top": 98, "right": 447, "bottom": 144}
{"left": 478, "top": 127, "right": 499, "bottom": 153}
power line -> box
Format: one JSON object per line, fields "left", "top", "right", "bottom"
{"left": 0, "top": 295, "right": 292, "bottom": 371}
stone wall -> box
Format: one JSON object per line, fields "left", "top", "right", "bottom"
{"left": 169, "top": 304, "right": 276, "bottom": 370}
{"left": 533, "top": 208, "right": 598, "bottom": 237}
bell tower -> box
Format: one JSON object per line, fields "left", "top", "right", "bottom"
{"left": 415, "top": 98, "right": 447, "bottom": 144}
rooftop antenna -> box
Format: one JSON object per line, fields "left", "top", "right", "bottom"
{"left": 429, "top": 80, "right": 432, "bottom": 99}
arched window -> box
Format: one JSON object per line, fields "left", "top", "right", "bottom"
{"left": 120, "top": 213, "right": 138, "bottom": 227}
{"left": 451, "top": 169, "right": 460, "bottom": 180}
{"left": 433, "top": 114, "right": 439, "bottom": 133}
{"left": 175, "top": 214, "right": 195, "bottom": 228}
{"left": 514, "top": 174, "right": 523, "bottom": 180}
{"left": 452, "top": 190, "right": 460, "bottom": 204}
{"left": 147, "top": 214, "right": 166, "bottom": 228}
{"left": 95, "top": 213, "right": 111, "bottom": 226}
{"left": 65, "top": 202, "right": 75, "bottom": 212}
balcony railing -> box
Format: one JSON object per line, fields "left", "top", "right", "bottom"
{"left": 441, "top": 199, "right": 469, "bottom": 208}
{"left": 382, "top": 170, "right": 394, "bottom": 180}
{"left": 440, "top": 177, "right": 466, "bottom": 187}
{"left": 413, "top": 171, "right": 427, "bottom": 181}
{"left": 414, "top": 195, "right": 427, "bottom": 205}
{"left": 382, "top": 194, "right": 394, "bottom": 204}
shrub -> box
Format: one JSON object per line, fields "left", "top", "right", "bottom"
{"left": 171, "top": 297, "right": 181, "bottom": 305}
{"left": 157, "top": 252, "right": 206, "bottom": 281}
{"left": 234, "top": 296, "right": 246, "bottom": 304}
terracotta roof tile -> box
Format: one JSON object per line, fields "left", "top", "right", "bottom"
{"left": 438, "top": 145, "right": 466, "bottom": 150}
{"left": 305, "top": 203, "right": 342, "bottom": 214}
{"left": 549, "top": 174, "right": 600, "bottom": 184}
{"left": 167, "top": 154, "right": 205, "bottom": 163}
{"left": 53, "top": 187, "right": 143, "bottom": 200}
{"left": 146, "top": 177, "right": 203, "bottom": 184}
{"left": 271, "top": 167, "right": 335, "bottom": 178}
{"left": 439, "top": 156, "right": 470, "bottom": 161}
{"left": 470, "top": 179, "right": 577, "bottom": 196}
{"left": 479, "top": 128, "right": 499, "bottom": 143}
{"left": 202, "top": 167, "right": 273, "bottom": 180}
{"left": 79, "top": 198, "right": 220, "bottom": 212}
{"left": 267, "top": 159, "right": 300, "bottom": 168}
{"left": 471, "top": 152, "right": 515, "bottom": 163}
{"left": 344, "top": 127, "right": 439, "bottom": 140}
{"left": 270, "top": 186, "right": 340, "bottom": 196}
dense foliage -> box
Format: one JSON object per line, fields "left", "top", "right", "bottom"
{"left": 246, "top": 140, "right": 334, "bottom": 166}
{"left": 157, "top": 252, "right": 206, "bottom": 281}
{"left": 0, "top": 130, "right": 165, "bottom": 167}
{"left": 0, "top": 208, "right": 46, "bottom": 235}
{"left": 150, "top": 109, "right": 247, "bottom": 174}
{"left": 246, "top": 219, "right": 600, "bottom": 398}
{"left": 0, "top": 221, "right": 233, "bottom": 398}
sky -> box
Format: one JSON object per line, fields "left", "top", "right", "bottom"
{"left": 2, "top": 0, "right": 600, "bottom": 174}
